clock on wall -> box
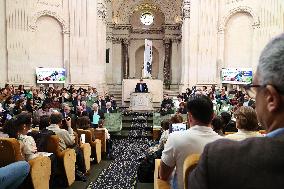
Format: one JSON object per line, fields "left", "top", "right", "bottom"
{"left": 140, "top": 12, "right": 154, "bottom": 26}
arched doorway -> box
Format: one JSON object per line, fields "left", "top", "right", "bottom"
{"left": 135, "top": 46, "right": 159, "bottom": 79}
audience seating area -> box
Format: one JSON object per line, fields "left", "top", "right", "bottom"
{"left": 154, "top": 154, "right": 200, "bottom": 189}
{"left": 0, "top": 138, "right": 51, "bottom": 189}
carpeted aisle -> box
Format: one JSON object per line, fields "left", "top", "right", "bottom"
{"left": 87, "top": 114, "right": 154, "bottom": 189}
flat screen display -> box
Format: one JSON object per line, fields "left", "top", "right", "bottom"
{"left": 221, "top": 68, "right": 253, "bottom": 84}
{"left": 36, "top": 68, "right": 66, "bottom": 83}
{"left": 170, "top": 123, "right": 187, "bottom": 133}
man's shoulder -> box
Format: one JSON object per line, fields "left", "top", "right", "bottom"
{"left": 206, "top": 136, "right": 284, "bottom": 156}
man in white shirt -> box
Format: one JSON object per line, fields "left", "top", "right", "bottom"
{"left": 159, "top": 95, "right": 223, "bottom": 189}
{"left": 47, "top": 112, "right": 87, "bottom": 179}
{"left": 47, "top": 112, "right": 75, "bottom": 151}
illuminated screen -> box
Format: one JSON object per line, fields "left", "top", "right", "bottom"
{"left": 36, "top": 68, "right": 66, "bottom": 83}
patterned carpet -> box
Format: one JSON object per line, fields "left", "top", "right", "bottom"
{"left": 87, "top": 115, "right": 154, "bottom": 189}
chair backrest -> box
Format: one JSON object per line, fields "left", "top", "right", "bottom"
{"left": 45, "top": 135, "right": 62, "bottom": 155}
{"left": 183, "top": 154, "right": 200, "bottom": 189}
{"left": 93, "top": 128, "right": 106, "bottom": 152}
{"left": 77, "top": 129, "right": 93, "bottom": 143}
{"left": 0, "top": 138, "right": 23, "bottom": 167}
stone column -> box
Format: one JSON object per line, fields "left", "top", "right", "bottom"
{"left": 63, "top": 31, "right": 70, "bottom": 87}
{"left": 163, "top": 38, "right": 171, "bottom": 89}
{"left": 112, "top": 38, "right": 123, "bottom": 84}
{"left": 122, "top": 39, "right": 129, "bottom": 79}
{"left": 171, "top": 38, "right": 181, "bottom": 85}
{"left": 180, "top": 0, "right": 191, "bottom": 91}
{"left": 0, "top": 0, "right": 7, "bottom": 86}
{"left": 96, "top": 0, "right": 107, "bottom": 92}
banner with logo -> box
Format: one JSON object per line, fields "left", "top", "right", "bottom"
{"left": 144, "top": 39, "right": 153, "bottom": 78}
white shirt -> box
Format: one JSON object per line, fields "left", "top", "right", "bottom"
{"left": 225, "top": 129, "right": 263, "bottom": 141}
{"left": 161, "top": 125, "right": 223, "bottom": 189}
{"left": 18, "top": 134, "right": 39, "bottom": 161}
{"left": 47, "top": 124, "right": 75, "bottom": 151}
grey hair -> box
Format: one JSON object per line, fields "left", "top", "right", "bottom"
{"left": 258, "top": 33, "right": 284, "bottom": 92}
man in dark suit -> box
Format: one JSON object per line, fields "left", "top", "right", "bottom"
{"left": 135, "top": 79, "right": 148, "bottom": 93}
{"left": 188, "top": 33, "right": 284, "bottom": 189}
{"left": 95, "top": 95, "right": 106, "bottom": 110}
{"left": 102, "top": 102, "right": 116, "bottom": 114}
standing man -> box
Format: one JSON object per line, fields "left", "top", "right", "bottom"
{"left": 135, "top": 79, "right": 148, "bottom": 93}
{"left": 159, "top": 95, "right": 222, "bottom": 189}
{"left": 188, "top": 33, "right": 284, "bottom": 189}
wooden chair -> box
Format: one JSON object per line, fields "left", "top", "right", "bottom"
{"left": 225, "top": 131, "right": 236, "bottom": 135}
{"left": 154, "top": 154, "right": 200, "bottom": 189}
{"left": 90, "top": 128, "right": 106, "bottom": 155}
{"left": 0, "top": 138, "right": 51, "bottom": 189}
{"left": 154, "top": 159, "right": 170, "bottom": 189}
{"left": 183, "top": 154, "right": 200, "bottom": 189}
{"left": 45, "top": 135, "right": 76, "bottom": 187}
{"left": 74, "top": 131, "right": 92, "bottom": 172}
{"left": 77, "top": 129, "right": 102, "bottom": 164}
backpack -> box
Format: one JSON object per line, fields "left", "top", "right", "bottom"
{"left": 28, "top": 129, "right": 55, "bottom": 152}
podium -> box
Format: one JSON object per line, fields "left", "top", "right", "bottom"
{"left": 129, "top": 92, "right": 154, "bottom": 111}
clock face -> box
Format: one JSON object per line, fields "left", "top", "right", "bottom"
{"left": 140, "top": 12, "right": 154, "bottom": 26}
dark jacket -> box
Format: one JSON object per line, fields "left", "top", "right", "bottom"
{"left": 89, "top": 110, "right": 105, "bottom": 123}
{"left": 135, "top": 83, "right": 148, "bottom": 93}
{"left": 188, "top": 134, "right": 284, "bottom": 189}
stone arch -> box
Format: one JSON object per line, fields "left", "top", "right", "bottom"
{"left": 115, "top": 0, "right": 181, "bottom": 24}
{"left": 218, "top": 6, "right": 260, "bottom": 32}
{"left": 135, "top": 45, "right": 160, "bottom": 79}
{"left": 29, "top": 10, "right": 69, "bottom": 33}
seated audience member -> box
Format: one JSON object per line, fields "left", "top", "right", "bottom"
{"left": 0, "top": 161, "right": 30, "bottom": 189}
{"left": 161, "top": 94, "right": 175, "bottom": 116}
{"left": 109, "top": 95, "right": 117, "bottom": 110}
{"left": 77, "top": 116, "right": 92, "bottom": 130}
{"left": 225, "top": 106, "right": 263, "bottom": 141}
{"left": 148, "top": 119, "right": 170, "bottom": 156}
{"left": 103, "top": 102, "right": 116, "bottom": 113}
{"left": 47, "top": 112, "right": 86, "bottom": 179}
{"left": 62, "top": 104, "right": 72, "bottom": 118}
{"left": 97, "top": 119, "right": 112, "bottom": 159}
{"left": 135, "top": 79, "right": 148, "bottom": 93}
{"left": 89, "top": 103, "right": 104, "bottom": 128}
{"left": 188, "top": 33, "right": 284, "bottom": 189}
{"left": 81, "top": 101, "right": 92, "bottom": 116}
{"left": 159, "top": 95, "right": 222, "bottom": 189}
{"left": 220, "top": 111, "right": 237, "bottom": 132}
{"left": 11, "top": 112, "right": 57, "bottom": 186}
{"left": 13, "top": 98, "right": 25, "bottom": 116}
{"left": 177, "top": 102, "right": 187, "bottom": 114}
{"left": 170, "top": 114, "right": 184, "bottom": 124}
{"left": 95, "top": 95, "right": 106, "bottom": 110}
{"left": 211, "top": 116, "right": 225, "bottom": 136}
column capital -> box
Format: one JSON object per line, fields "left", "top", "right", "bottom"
{"left": 183, "top": 1, "right": 191, "bottom": 19}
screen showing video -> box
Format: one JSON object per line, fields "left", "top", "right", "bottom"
{"left": 170, "top": 123, "right": 187, "bottom": 133}
{"left": 221, "top": 68, "right": 252, "bottom": 85}
{"left": 36, "top": 68, "right": 66, "bottom": 83}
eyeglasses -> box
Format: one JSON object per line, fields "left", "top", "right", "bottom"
{"left": 243, "top": 84, "right": 266, "bottom": 99}
{"left": 244, "top": 84, "right": 284, "bottom": 99}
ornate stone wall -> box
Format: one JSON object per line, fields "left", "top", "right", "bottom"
{"left": 107, "top": 0, "right": 182, "bottom": 88}
{"left": 181, "top": 0, "right": 284, "bottom": 91}
{"left": 0, "top": 0, "right": 107, "bottom": 91}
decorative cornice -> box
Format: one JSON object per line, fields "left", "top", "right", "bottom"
{"left": 218, "top": 6, "right": 260, "bottom": 32}
{"left": 112, "top": 24, "right": 132, "bottom": 30}
{"left": 183, "top": 0, "right": 190, "bottom": 19}
{"left": 29, "top": 10, "right": 69, "bottom": 33}
{"left": 163, "top": 24, "right": 181, "bottom": 30}
{"left": 97, "top": 2, "right": 107, "bottom": 21}
{"left": 131, "top": 28, "right": 164, "bottom": 34}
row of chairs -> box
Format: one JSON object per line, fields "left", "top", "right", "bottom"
{"left": 0, "top": 128, "right": 106, "bottom": 189}
{"left": 154, "top": 154, "right": 200, "bottom": 189}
